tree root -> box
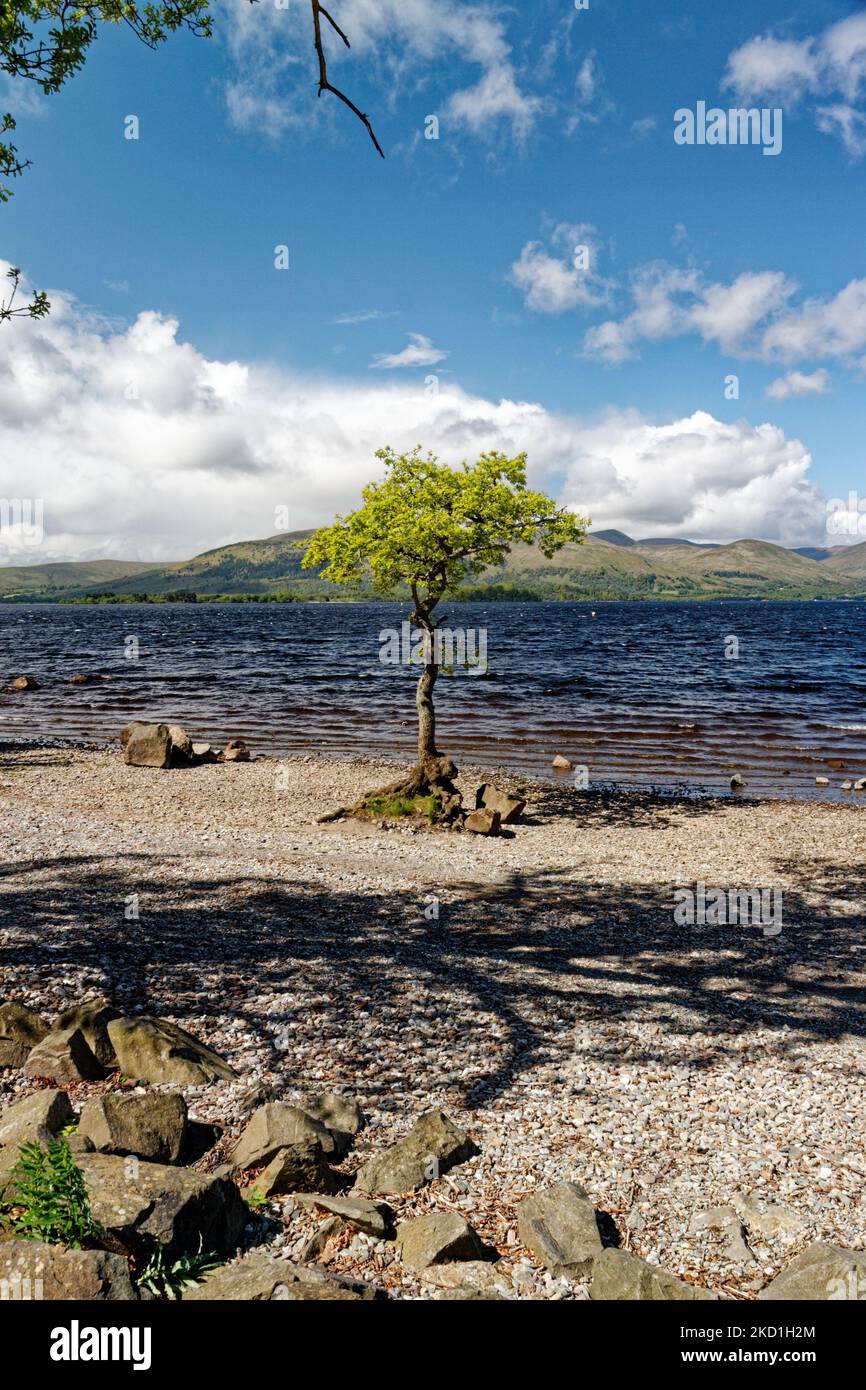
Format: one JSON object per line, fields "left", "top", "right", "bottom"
{"left": 318, "top": 755, "right": 464, "bottom": 825}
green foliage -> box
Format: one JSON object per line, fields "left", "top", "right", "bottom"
{"left": 0, "top": 265, "right": 49, "bottom": 321}
{"left": 363, "top": 793, "right": 438, "bottom": 821}
{"left": 6, "top": 1139, "right": 102, "bottom": 1248}
{"left": 301, "top": 447, "right": 588, "bottom": 621}
{"left": 137, "top": 1239, "right": 222, "bottom": 1299}
{"left": 245, "top": 1187, "right": 269, "bottom": 1211}
{"left": 0, "top": 3, "right": 212, "bottom": 95}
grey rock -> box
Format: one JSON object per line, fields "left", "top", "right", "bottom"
{"left": 107, "top": 1015, "right": 238, "bottom": 1085}
{"left": 244, "top": 1140, "right": 340, "bottom": 1198}
{"left": 77, "top": 1152, "right": 246, "bottom": 1260}
{"left": 78, "top": 1091, "right": 188, "bottom": 1164}
{"left": 0, "top": 1002, "right": 49, "bottom": 1068}
{"left": 396, "top": 1211, "right": 483, "bottom": 1271}
{"left": 55, "top": 997, "right": 121, "bottom": 1067}
{"left": 291, "top": 1192, "right": 394, "bottom": 1239}
{"left": 591, "top": 1248, "right": 717, "bottom": 1301}
{"left": 353, "top": 1111, "right": 477, "bottom": 1194}
{"left": 184, "top": 1253, "right": 376, "bottom": 1301}
{"left": 464, "top": 809, "right": 501, "bottom": 836}
{"left": 517, "top": 1180, "right": 603, "bottom": 1278}
{"left": 758, "top": 1244, "right": 866, "bottom": 1300}
{"left": 732, "top": 1192, "right": 805, "bottom": 1239}
{"left": 0, "top": 1240, "right": 136, "bottom": 1301}
{"left": 475, "top": 784, "right": 526, "bottom": 824}
{"left": 420, "top": 1260, "right": 512, "bottom": 1295}
{"left": 123, "top": 722, "right": 172, "bottom": 768}
{"left": 23, "top": 1026, "right": 106, "bottom": 1083}
{"left": 0, "top": 1089, "right": 74, "bottom": 1196}
{"left": 230, "top": 1102, "right": 335, "bottom": 1172}
{"left": 302, "top": 1091, "right": 364, "bottom": 1158}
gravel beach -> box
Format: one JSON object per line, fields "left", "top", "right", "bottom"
{"left": 1, "top": 745, "right": 864, "bottom": 1299}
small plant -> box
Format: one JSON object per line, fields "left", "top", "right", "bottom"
{"left": 6, "top": 1139, "right": 102, "bottom": 1248}
{"left": 246, "top": 1188, "right": 268, "bottom": 1211}
{"left": 136, "top": 1240, "right": 222, "bottom": 1299}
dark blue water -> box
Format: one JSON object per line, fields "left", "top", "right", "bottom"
{"left": 1, "top": 600, "right": 865, "bottom": 799}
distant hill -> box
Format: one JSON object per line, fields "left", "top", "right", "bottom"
{"left": 0, "top": 559, "right": 157, "bottom": 598}
{"left": 3, "top": 529, "right": 866, "bottom": 602}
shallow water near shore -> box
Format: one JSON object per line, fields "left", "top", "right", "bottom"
{"left": 0, "top": 598, "right": 864, "bottom": 800}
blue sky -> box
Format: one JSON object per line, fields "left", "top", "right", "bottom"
{"left": 2, "top": 0, "right": 866, "bottom": 561}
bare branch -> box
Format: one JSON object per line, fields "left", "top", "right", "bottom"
{"left": 310, "top": 0, "right": 384, "bottom": 159}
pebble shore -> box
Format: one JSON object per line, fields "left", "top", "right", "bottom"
{"left": 1, "top": 745, "right": 864, "bottom": 1299}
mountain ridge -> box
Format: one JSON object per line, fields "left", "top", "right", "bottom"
{"left": 2, "top": 530, "right": 866, "bottom": 601}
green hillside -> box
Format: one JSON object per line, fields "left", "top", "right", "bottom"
{"left": 0, "top": 559, "right": 157, "bottom": 599}
{"left": 3, "top": 530, "right": 866, "bottom": 603}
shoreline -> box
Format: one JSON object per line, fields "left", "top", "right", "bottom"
{"left": 2, "top": 747, "right": 865, "bottom": 1299}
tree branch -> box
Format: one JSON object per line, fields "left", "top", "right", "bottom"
{"left": 310, "top": 0, "right": 384, "bottom": 158}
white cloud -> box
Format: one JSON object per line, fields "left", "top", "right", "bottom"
{"left": 369, "top": 332, "right": 447, "bottom": 368}
{"left": 583, "top": 264, "right": 795, "bottom": 364}
{"left": 332, "top": 309, "right": 397, "bottom": 326}
{"left": 766, "top": 368, "right": 830, "bottom": 401}
{"left": 725, "top": 14, "right": 866, "bottom": 157}
{"left": 510, "top": 222, "right": 613, "bottom": 314}
{"left": 560, "top": 410, "right": 822, "bottom": 545}
{"left": 0, "top": 263, "right": 828, "bottom": 563}
{"left": 582, "top": 261, "right": 866, "bottom": 369}
{"left": 631, "top": 116, "right": 657, "bottom": 141}
{"left": 218, "top": 0, "right": 543, "bottom": 145}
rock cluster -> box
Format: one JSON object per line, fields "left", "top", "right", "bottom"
{"left": 3, "top": 995, "right": 238, "bottom": 1087}
{"left": 1, "top": 1061, "right": 866, "bottom": 1301}
{"left": 121, "top": 722, "right": 250, "bottom": 770}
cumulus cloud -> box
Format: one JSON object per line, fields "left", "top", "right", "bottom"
{"left": 509, "top": 222, "right": 613, "bottom": 314}
{"left": 0, "top": 263, "right": 827, "bottom": 564}
{"left": 559, "top": 411, "right": 822, "bottom": 545}
{"left": 582, "top": 264, "right": 795, "bottom": 364}
{"left": 766, "top": 368, "right": 830, "bottom": 401}
{"left": 725, "top": 13, "right": 866, "bottom": 157}
{"left": 218, "top": 0, "right": 543, "bottom": 145}
{"left": 582, "top": 261, "right": 866, "bottom": 369}
{"left": 369, "top": 332, "right": 447, "bottom": 368}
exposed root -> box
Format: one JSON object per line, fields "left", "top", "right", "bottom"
{"left": 318, "top": 755, "right": 464, "bottom": 826}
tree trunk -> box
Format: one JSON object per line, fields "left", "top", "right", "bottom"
{"left": 416, "top": 658, "right": 438, "bottom": 762}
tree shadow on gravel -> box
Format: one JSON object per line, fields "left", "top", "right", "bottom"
{"left": 0, "top": 835, "right": 864, "bottom": 1113}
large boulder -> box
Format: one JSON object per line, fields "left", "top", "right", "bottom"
{"left": 353, "top": 1111, "right": 477, "bottom": 1194}
{"left": 0, "top": 1002, "right": 49, "bottom": 1067}
{"left": 229, "top": 1102, "right": 336, "bottom": 1172}
{"left": 291, "top": 1192, "right": 394, "bottom": 1239}
{"left": 517, "top": 1181, "right": 603, "bottom": 1279}
{"left": 0, "top": 1089, "right": 74, "bottom": 1196}
{"left": 244, "top": 1140, "right": 340, "bottom": 1198}
{"left": 396, "top": 1211, "right": 483, "bottom": 1271}
{"left": 590, "top": 1248, "right": 716, "bottom": 1300}
{"left": 23, "top": 1026, "right": 106, "bottom": 1083}
{"left": 123, "top": 723, "right": 172, "bottom": 768}
{"left": 475, "top": 784, "right": 526, "bottom": 825}
{"left": 77, "top": 1152, "right": 246, "bottom": 1260}
{"left": 758, "top": 1245, "right": 866, "bottom": 1300}
{"left": 77, "top": 1091, "right": 188, "bottom": 1164}
{"left": 184, "top": 1253, "right": 376, "bottom": 1301}
{"left": 55, "top": 997, "right": 121, "bottom": 1068}
{"left": 0, "top": 1240, "right": 136, "bottom": 1301}
{"left": 107, "top": 1015, "right": 238, "bottom": 1085}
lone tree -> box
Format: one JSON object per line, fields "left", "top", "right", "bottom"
{"left": 302, "top": 446, "right": 588, "bottom": 822}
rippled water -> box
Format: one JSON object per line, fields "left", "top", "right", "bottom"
{"left": 1, "top": 600, "right": 865, "bottom": 799}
